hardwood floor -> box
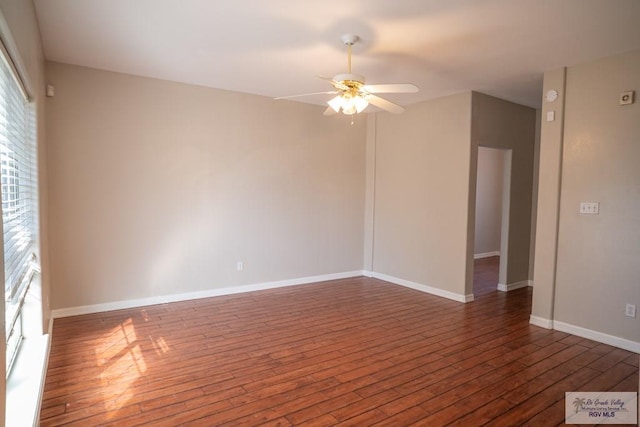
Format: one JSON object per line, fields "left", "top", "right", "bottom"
{"left": 473, "top": 255, "right": 501, "bottom": 296}
{"left": 40, "top": 275, "right": 638, "bottom": 426}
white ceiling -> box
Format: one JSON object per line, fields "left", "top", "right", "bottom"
{"left": 33, "top": 0, "right": 640, "bottom": 109}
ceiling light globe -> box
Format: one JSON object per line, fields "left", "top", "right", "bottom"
{"left": 327, "top": 96, "right": 342, "bottom": 113}
{"left": 354, "top": 96, "right": 369, "bottom": 113}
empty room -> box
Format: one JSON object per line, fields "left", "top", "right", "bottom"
{"left": 1, "top": 1, "right": 639, "bottom": 426}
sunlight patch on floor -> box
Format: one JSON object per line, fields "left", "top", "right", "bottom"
{"left": 95, "top": 318, "right": 148, "bottom": 415}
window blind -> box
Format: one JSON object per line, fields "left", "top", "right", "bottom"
{"left": 0, "top": 48, "right": 38, "bottom": 349}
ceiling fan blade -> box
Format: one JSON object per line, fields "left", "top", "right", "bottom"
{"left": 365, "top": 94, "right": 405, "bottom": 114}
{"left": 323, "top": 106, "right": 338, "bottom": 116}
{"left": 318, "top": 75, "right": 350, "bottom": 91}
{"left": 275, "top": 91, "right": 338, "bottom": 100}
{"left": 362, "top": 83, "right": 419, "bottom": 94}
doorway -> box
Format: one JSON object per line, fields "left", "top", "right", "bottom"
{"left": 473, "top": 147, "right": 512, "bottom": 296}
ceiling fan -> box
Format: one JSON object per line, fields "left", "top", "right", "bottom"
{"left": 276, "top": 34, "right": 419, "bottom": 116}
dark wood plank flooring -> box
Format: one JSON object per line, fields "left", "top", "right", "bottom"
{"left": 473, "top": 255, "right": 500, "bottom": 296}
{"left": 40, "top": 271, "right": 638, "bottom": 426}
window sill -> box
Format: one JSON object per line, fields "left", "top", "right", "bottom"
{"left": 6, "top": 334, "right": 49, "bottom": 427}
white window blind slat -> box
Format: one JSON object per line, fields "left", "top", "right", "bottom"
{"left": 0, "top": 48, "right": 38, "bottom": 361}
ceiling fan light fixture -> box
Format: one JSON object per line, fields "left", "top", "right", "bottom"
{"left": 354, "top": 96, "right": 369, "bottom": 113}
{"left": 327, "top": 94, "right": 369, "bottom": 115}
{"left": 327, "top": 96, "right": 342, "bottom": 113}
{"left": 279, "top": 34, "right": 417, "bottom": 117}
{"left": 342, "top": 100, "right": 357, "bottom": 115}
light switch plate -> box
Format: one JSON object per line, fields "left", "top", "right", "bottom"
{"left": 546, "top": 111, "right": 555, "bottom": 122}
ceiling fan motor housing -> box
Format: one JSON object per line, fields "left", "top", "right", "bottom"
{"left": 333, "top": 73, "right": 365, "bottom": 85}
{"left": 333, "top": 74, "right": 366, "bottom": 98}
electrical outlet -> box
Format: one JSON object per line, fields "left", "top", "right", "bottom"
{"left": 619, "top": 90, "right": 635, "bottom": 105}
{"left": 579, "top": 202, "right": 599, "bottom": 215}
{"left": 236, "top": 261, "right": 244, "bottom": 271}
{"left": 625, "top": 304, "right": 636, "bottom": 318}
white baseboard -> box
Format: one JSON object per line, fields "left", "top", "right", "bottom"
{"left": 51, "top": 269, "right": 476, "bottom": 318}
{"left": 497, "top": 280, "right": 530, "bottom": 292}
{"left": 474, "top": 251, "right": 500, "bottom": 259}
{"left": 371, "top": 272, "right": 473, "bottom": 303}
{"left": 529, "top": 316, "right": 640, "bottom": 353}
{"left": 529, "top": 315, "right": 553, "bottom": 329}
{"left": 51, "top": 270, "right": 365, "bottom": 318}
{"left": 553, "top": 320, "right": 640, "bottom": 354}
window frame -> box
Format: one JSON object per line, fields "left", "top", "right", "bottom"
{"left": 0, "top": 36, "right": 39, "bottom": 376}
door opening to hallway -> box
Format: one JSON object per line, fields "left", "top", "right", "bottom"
{"left": 473, "top": 146, "right": 511, "bottom": 296}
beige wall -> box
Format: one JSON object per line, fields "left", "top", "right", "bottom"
{"left": 470, "top": 93, "right": 537, "bottom": 288}
{"left": 474, "top": 147, "right": 504, "bottom": 255}
{"left": 553, "top": 50, "right": 640, "bottom": 343}
{"left": 46, "top": 62, "right": 366, "bottom": 309}
{"left": 371, "top": 93, "right": 473, "bottom": 298}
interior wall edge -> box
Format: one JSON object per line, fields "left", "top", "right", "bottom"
{"left": 529, "top": 315, "right": 553, "bottom": 329}
{"left": 496, "top": 280, "right": 529, "bottom": 292}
